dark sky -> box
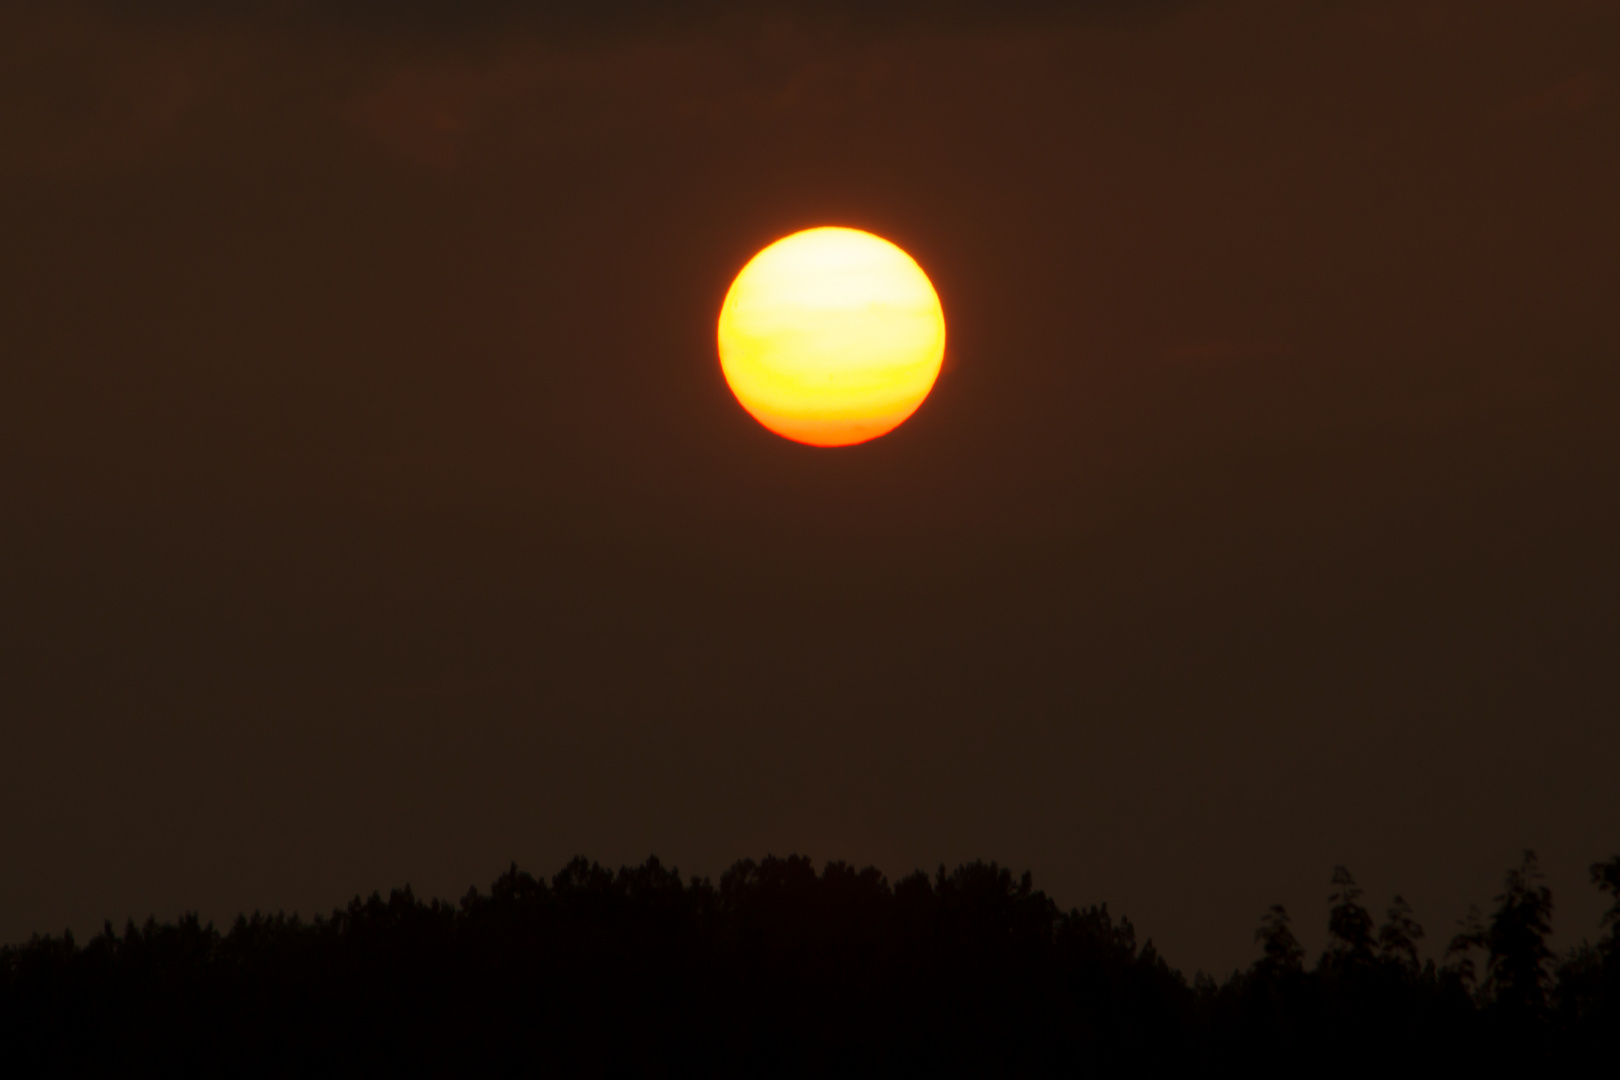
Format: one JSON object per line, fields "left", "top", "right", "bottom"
{"left": 2, "top": 0, "right": 1616, "bottom": 976}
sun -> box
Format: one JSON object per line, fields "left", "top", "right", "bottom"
{"left": 717, "top": 227, "right": 946, "bottom": 447}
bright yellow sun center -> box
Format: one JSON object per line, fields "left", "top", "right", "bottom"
{"left": 717, "top": 227, "right": 946, "bottom": 447}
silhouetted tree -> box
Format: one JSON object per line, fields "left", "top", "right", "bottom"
{"left": 1593, "top": 855, "right": 1620, "bottom": 951}
{"left": 1552, "top": 854, "right": 1620, "bottom": 1060}
{"left": 1447, "top": 904, "right": 1490, "bottom": 995}
{"left": 1377, "top": 895, "right": 1424, "bottom": 973}
{"left": 1323, "top": 866, "right": 1375, "bottom": 969}
{"left": 1254, "top": 904, "right": 1304, "bottom": 976}
{"left": 1483, "top": 851, "right": 1554, "bottom": 1016}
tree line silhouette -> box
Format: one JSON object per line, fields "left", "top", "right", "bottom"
{"left": 3, "top": 850, "right": 1616, "bottom": 1076}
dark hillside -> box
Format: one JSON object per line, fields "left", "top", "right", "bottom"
{"left": 4, "top": 853, "right": 1617, "bottom": 1076}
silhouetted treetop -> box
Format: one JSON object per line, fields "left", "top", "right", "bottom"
{"left": 1485, "top": 850, "right": 1555, "bottom": 1015}
{"left": 1593, "top": 856, "right": 1620, "bottom": 944}
{"left": 1377, "top": 894, "right": 1424, "bottom": 972}
{"left": 1324, "top": 866, "right": 1375, "bottom": 969}
{"left": 1254, "top": 903, "right": 1304, "bottom": 976}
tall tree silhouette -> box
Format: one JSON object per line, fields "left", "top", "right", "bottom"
{"left": 1446, "top": 904, "right": 1490, "bottom": 994}
{"left": 1323, "top": 866, "right": 1375, "bottom": 970}
{"left": 1254, "top": 904, "right": 1304, "bottom": 976}
{"left": 1482, "top": 851, "right": 1554, "bottom": 1015}
{"left": 1594, "top": 855, "right": 1620, "bottom": 952}
{"left": 1377, "top": 895, "right": 1424, "bottom": 973}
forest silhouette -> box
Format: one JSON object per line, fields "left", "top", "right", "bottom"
{"left": 4, "top": 851, "right": 1617, "bottom": 1076}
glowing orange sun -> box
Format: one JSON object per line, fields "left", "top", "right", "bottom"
{"left": 717, "top": 227, "right": 946, "bottom": 447}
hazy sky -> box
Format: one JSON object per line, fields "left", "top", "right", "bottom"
{"left": 2, "top": 0, "right": 1616, "bottom": 975}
